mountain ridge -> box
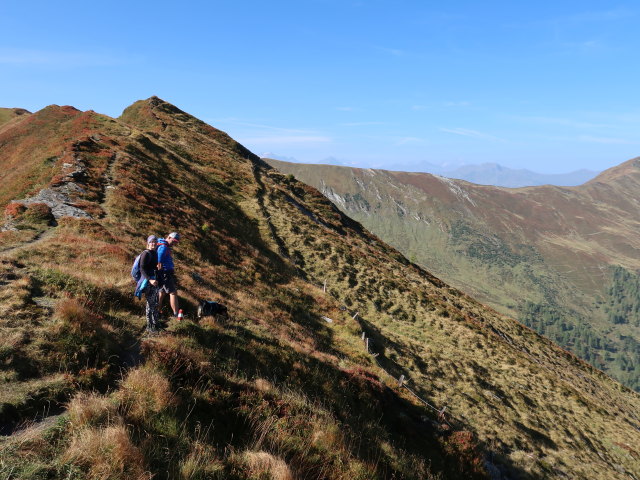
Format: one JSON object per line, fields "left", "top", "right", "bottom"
{"left": 1, "top": 98, "right": 639, "bottom": 479}
{"left": 265, "top": 157, "right": 600, "bottom": 188}
{"left": 432, "top": 162, "right": 598, "bottom": 187}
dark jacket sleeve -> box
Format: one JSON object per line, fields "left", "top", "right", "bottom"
{"left": 140, "top": 250, "right": 157, "bottom": 281}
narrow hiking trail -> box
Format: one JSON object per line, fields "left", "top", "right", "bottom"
{"left": 0, "top": 227, "right": 57, "bottom": 256}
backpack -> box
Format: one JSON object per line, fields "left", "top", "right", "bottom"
{"left": 131, "top": 252, "right": 143, "bottom": 282}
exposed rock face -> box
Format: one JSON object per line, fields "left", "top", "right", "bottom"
{"left": 6, "top": 149, "right": 92, "bottom": 222}
{"left": 12, "top": 185, "right": 91, "bottom": 220}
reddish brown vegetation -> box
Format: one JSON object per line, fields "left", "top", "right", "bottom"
{"left": 23, "top": 203, "right": 54, "bottom": 224}
{"left": 4, "top": 202, "right": 26, "bottom": 218}
{"left": 444, "top": 430, "right": 486, "bottom": 478}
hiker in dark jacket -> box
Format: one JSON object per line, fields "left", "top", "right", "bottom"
{"left": 140, "top": 235, "right": 162, "bottom": 332}
{"left": 157, "top": 232, "right": 180, "bottom": 318}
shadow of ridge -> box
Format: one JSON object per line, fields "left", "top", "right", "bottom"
{"left": 354, "top": 314, "right": 417, "bottom": 380}
{"left": 123, "top": 136, "right": 297, "bottom": 288}
{"left": 352, "top": 315, "right": 541, "bottom": 480}
{"left": 161, "top": 320, "right": 535, "bottom": 479}
{"left": 165, "top": 321, "right": 448, "bottom": 475}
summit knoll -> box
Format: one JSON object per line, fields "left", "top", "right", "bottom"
{"left": 267, "top": 159, "right": 640, "bottom": 392}
{"left": 0, "top": 98, "right": 639, "bottom": 479}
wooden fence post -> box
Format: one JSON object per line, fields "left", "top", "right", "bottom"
{"left": 323, "top": 279, "right": 327, "bottom": 293}
{"left": 353, "top": 311, "right": 359, "bottom": 320}
{"left": 398, "top": 375, "right": 405, "bottom": 387}
{"left": 438, "top": 406, "right": 447, "bottom": 422}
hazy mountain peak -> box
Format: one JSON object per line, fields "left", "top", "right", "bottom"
{"left": 442, "top": 163, "right": 598, "bottom": 187}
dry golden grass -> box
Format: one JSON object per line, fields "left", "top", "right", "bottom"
{"left": 310, "top": 423, "right": 343, "bottom": 452}
{"left": 0, "top": 373, "right": 71, "bottom": 404}
{"left": 67, "top": 392, "right": 117, "bottom": 430}
{"left": 239, "top": 450, "right": 294, "bottom": 480}
{"left": 0, "top": 274, "right": 31, "bottom": 316}
{"left": 0, "top": 330, "right": 26, "bottom": 351}
{"left": 117, "top": 367, "right": 174, "bottom": 421}
{"left": 253, "top": 378, "right": 274, "bottom": 393}
{"left": 63, "top": 424, "right": 151, "bottom": 480}
{"left": 179, "top": 441, "right": 224, "bottom": 479}
{"left": 53, "top": 297, "right": 101, "bottom": 334}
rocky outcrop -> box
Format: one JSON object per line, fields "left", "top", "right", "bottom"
{"left": 11, "top": 184, "right": 91, "bottom": 220}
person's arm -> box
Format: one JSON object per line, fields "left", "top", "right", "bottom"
{"left": 157, "top": 244, "right": 167, "bottom": 270}
{"left": 140, "top": 250, "right": 152, "bottom": 281}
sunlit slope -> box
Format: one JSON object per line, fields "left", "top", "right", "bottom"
{"left": 267, "top": 158, "right": 640, "bottom": 392}
{"left": 0, "top": 107, "right": 30, "bottom": 131}
{"left": 0, "top": 98, "right": 638, "bottom": 479}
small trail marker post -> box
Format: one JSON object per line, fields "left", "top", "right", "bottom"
{"left": 398, "top": 375, "right": 405, "bottom": 388}
{"left": 438, "top": 406, "right": 448, "bottom": 423}
{"left": 323, "top": 279, "right": 327, "bottom": 293}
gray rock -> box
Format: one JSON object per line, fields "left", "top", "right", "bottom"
{"left": 14, "top": 187, "right": 91, "bottom": 219}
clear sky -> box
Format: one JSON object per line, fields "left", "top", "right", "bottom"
{"left": 2, "top": 1, "right": 639, "bottom": 173}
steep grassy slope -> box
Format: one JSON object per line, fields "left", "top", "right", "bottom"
{"left": 0, "top": 108, "right": 30, "bottom": 130}
{"left": 1, "top": 99, "right": 639, "bottom": 480}
{"left": 266, "top": 159, "right": 640, "bottom": 391}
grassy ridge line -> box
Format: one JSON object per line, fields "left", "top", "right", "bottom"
{"left": 0, "top": 107, "right": 30, "bottom": 132}
{"left": 0, "top": 101, "right": 481, "bottom": 479}
{"left": 0, "top": 98, "right": 639, "bottom": 479}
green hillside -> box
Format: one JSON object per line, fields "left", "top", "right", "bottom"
{"left": 0, "top": 99, "right": 639, "bottom": 479}
{"left": 0, "top": 108, "right": 30, "bottom": 129}
{"left": 265, "top": 160, "right": 640, "bottom": 392}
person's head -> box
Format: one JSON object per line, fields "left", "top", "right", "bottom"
{"left": 167, "top": 232, "right": 180, "bottom": 246}
{"left": 146, "top": 235, "right": 158, "bottom": 250}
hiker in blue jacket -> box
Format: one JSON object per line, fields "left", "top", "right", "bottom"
{"left": 157, "top": 232, "right": 181, "bottom": 318}
{"left": 135, "top": 235, "right": 162, "bottom": 332}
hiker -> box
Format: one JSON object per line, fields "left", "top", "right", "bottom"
{"left": 135, "top": 235, "right": 163, "bottom": 332}
{"left": 157, "top": 231, "right": 181, "bottom": 318}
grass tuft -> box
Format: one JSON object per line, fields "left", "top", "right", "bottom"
{"left": 179, "top": 441, "right": 224, "bottom": 479}
{"left": 117, "top": 367, "right": 174, "bottom": 422}
{"left": 63, "top": 424, "right": 151, "bottom": 480}
{"left": 238, "top": 450, "right": 294, "bottom": 480}
{"left": 53, "top": 297, "right": 101, "bottom": 334}
{"left": 67, "top": 392, "right": 117, "bottom": 430}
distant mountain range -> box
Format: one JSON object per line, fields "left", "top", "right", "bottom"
{"left": 263, "top": 155, "right": 599, "bottom": 188}
{"left": 266, "top": 158, "right": 640, "bottom": 392}
{"left": 437, "top": 162, "right": 598, "bottom": 187}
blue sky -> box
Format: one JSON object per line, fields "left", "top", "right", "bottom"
{"left": 2, "top": 1, "right": 639, "bottom": 174}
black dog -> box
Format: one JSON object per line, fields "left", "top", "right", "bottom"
{"left": 197, "top": 300, "right": 228, "bottom": 320}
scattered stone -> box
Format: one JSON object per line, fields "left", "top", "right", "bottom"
{"left": 32, "top": 297, "right": 56, "bottom": 308}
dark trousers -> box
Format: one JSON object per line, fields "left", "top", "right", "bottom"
{"left": 145, "top": 283, "right": 160, "bottom": 329}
